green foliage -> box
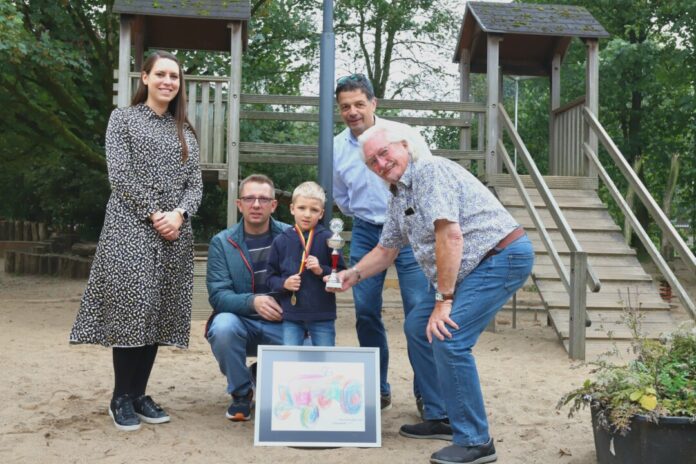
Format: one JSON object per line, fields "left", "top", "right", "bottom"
{"left": 515, "top": 0, "right": 696, "bottom": 252}
{"left": 0, "top": 0, "right": 116, "bottom": 238}
{"left": 558, "top": 307, "right": 696, "bottom": 435}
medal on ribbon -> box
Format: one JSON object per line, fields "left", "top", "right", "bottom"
{"left": 290, "top": 225, "right": 315, "bottom": 306}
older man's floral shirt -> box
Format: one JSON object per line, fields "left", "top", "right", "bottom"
{"left": 379, "top": 157, "right": 519, "bottom": 286}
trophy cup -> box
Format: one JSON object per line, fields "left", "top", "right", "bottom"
{"left": 325, "top": 218, "right": 345, "bottom": 289}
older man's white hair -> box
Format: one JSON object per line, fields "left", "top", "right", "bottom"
{"left": 357, "top": 119, "right": 433, "bottom": 162}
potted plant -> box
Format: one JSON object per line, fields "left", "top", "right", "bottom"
{"left": 558, "top": 310, "right": 696, "bottom": 464}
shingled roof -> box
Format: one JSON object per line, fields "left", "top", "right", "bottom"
{"left": 453, "top": 1, "right": 609, "bottom": 76}
{"left": 113, "top": 0, "right": 251, "bottom": 52}
{"left": 113, "top": 0, "right": 250, "bottom": 20}
{"left": 467, "top": 2, "right": 608, "bottom": 38}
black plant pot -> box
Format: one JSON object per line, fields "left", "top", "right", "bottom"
{"left": 591, "top": 407, "right": 696, "bottom": 464}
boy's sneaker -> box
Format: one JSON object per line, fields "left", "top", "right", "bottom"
{"left": 380, "top": 394, "right": 392, "bottom": 411}
{"left": 132, "top": 395, "right": 170, "bottom": 424}
{"left": 226, "top": 390, "right": 254, "bottom": 421}
{"left": 399, "top": 419, "right": 453, "bottom": 441}
{"left": 109, "top": 395, "right": 141, "bottom": 432}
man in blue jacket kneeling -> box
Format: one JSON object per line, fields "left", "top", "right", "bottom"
{"left": 206, "top": 174, "right": 289, "bottom": 422}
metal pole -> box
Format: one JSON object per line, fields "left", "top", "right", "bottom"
{"left": 318, "top": 0, "right": 335, "bottom": 223}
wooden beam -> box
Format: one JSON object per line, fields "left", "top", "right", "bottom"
{"left": 226, "top": 22, "right": 243, "bottom": 227}
{"left": 549, "top": 52, "right": 561, "bottom": 175}
{"left": 238, "top": 111, "right": 472, "bottom": 128}
{"left": 486, "top": 34, "right": 502, "bottom": 176}
{"left": 117, "top": 15, "right": 132, "bottom": 108}
{"left": 568, "top": 251, "right": 588, "bottom": 360}
{"left": 585, "top": 39, "right": 599, "bottom": 179}
{"left": 459, "top": 47, "right": 471, "bottom": 170}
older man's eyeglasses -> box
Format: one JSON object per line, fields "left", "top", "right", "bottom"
{"left": 239, "top": 196, "right": 274, "bottom": 205}
{"left": 365, "top": 146, "right": 391, "bottom": 169}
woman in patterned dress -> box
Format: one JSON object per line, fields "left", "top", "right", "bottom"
{"left": 70, "top": 51, "right": 202, "bottom": 431}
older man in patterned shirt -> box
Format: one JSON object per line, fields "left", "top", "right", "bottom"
{"left": 328, "top": 121, "right": 534, "bottom": 464}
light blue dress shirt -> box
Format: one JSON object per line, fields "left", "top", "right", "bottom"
{"left": 332, "top": 122, "right": 390, "bottom": 225}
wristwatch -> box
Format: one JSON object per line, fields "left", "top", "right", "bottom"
{"left": 435, "top": 291, "right": 454, "bottom": 302}
{"left": 174, "top": 208, "right": 189, "bottom": 221}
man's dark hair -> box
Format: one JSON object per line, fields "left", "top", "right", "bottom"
{"left": 335, "top": 73, "right": 375, "bottom": 100}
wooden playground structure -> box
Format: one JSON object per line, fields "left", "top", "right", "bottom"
{"left": 112, "top": 0, "right": 695, "bottom": 360}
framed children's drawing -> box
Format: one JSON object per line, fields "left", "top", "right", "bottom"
{"left": 253, "top": 345, "right": 381, "bottom": 447}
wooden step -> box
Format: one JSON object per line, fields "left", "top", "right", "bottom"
{"left": 496, "top": 187, "right": 605, "bottom": 209}
{"left": 533, "top": 264, "right": 652, "bottom": 281}
{"left": 507, "top": 207, "right": 620, "bottom": 232}
{"left": 487, "top": 174, "right": 598, "bottom": 190}
{"left": 549, "top": 309, "right": 676, "bottom": 340}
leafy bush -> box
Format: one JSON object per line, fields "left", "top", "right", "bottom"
{"left": 558, "top": 310, "right": 696, "bottom": 435}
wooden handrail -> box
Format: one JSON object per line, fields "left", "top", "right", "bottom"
{"left": 583, "top": 107, "right": 696, "bottom": 277}
{"left": 499, "top": 104, "right": 601, "bottom": 292}
{"left": 583, "top": 142, "right": 696, "bottom": 319}
{"left": 551, "top": 96, "right": 586, "bottom": 116}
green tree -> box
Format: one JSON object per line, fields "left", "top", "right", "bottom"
{"left": 0, "top": 0, "right": 116, "bottom": 235}
{"left": 334, "top": 0, "right": 459, "bottom": 99}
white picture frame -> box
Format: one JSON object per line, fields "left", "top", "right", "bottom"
{"left": 253, "top": 345, "right": 381, "bottom": 448}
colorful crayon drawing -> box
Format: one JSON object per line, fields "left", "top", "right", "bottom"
{"left": 270, "top": 361, "right": 365, "bottom": 432}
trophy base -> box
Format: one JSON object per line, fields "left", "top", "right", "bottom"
{"left": 325, "top": 280, "right": 343, "bottom": 289}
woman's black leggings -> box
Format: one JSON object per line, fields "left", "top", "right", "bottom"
{"left": 112, "top": 344, "right": 159, "bottom": 400}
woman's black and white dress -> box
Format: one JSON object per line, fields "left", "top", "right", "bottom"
{"left": 70, "top": 103, "right": 203, "bottom": 348}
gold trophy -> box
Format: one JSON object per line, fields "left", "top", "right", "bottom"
{"left": 325, "top": 218, "right": 345, "bottom": 289}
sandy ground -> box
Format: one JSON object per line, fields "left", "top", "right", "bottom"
{"left": 7, "top": 254, "right": 688, "bottom": 464}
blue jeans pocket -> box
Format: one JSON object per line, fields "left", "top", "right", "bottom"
{"left": 503, "top": 253, "right": 534, "bottom": 292}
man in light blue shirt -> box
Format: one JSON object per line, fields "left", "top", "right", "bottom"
{"left": 333, "top": 74, "right": 430, "bottom": 413}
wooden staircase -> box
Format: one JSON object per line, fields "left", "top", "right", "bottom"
{"left": 492, "top": 175, "right": 678, "bottom": 359}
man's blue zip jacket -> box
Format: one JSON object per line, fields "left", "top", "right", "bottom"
{"left": 206, "top": 217, "right": 289, "bottom": 323}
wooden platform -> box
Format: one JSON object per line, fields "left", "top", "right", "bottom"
{"left": 493, "top": 175, "right": 681, "bottom": 356}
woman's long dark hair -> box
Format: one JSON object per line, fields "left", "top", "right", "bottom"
{"left": 131, "top": 50, "right": 197, "bottom": 161}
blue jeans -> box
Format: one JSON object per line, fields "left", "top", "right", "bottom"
{"left": 206, "top": 312, "right": 283, "bottom": 395}
{"left": 283, "top": 320, "right": 335, "bottom": 346}
{"left": 350, "top": 217, "right": 430, "bottom": 397}
{"left": 405, "top": 235, "right": 534, "bottom": 446}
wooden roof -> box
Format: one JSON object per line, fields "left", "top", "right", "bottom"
{"left": 453, "top": 1, "right": 609, "bottom": 76}
{"left": 113, "top": 0, "right": 250, "bottom": 52}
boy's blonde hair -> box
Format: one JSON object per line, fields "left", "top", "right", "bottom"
{"left": 292, "top": 181, "right": 326, "bottom": 205}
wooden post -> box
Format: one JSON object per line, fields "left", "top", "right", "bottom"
{"left": 549, "top": 53, "right": 561, "bottom": 175}
{"left": 117, "top": 15, "right": 132, "bottom": 108}
{"left": 585, "top": 39, "right": 599, "bottom": 179}
{"left": 486, "top": 35, "right": 502, "bottom": 178}
{"left": 459, "top": 48, "right": 471, "bottom": 169}
{"left": 569, "top": 251, "right": 587, "bottom": 360}
{"left": 226, "top": 22, "right": 243, "bottom": 227}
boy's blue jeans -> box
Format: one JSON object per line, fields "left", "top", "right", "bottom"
{"left": 283, "top": 320, "right": 335, "bottom": 346}
{"left": 405, "top": 235, "right": 534, "bottom": 447}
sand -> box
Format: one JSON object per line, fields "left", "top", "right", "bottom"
{"left": 1, "top": 256, "right": 654, "bottom": 464}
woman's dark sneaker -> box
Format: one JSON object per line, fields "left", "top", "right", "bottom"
{"left": 109, "top": 395, "right": 141, "bottom": 431}
{"left": 132, "top": 395, "right": 170, "bottom": 424}
{"left": 226, "top": 390, "right": 254, "bottom": 421}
